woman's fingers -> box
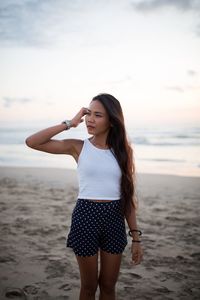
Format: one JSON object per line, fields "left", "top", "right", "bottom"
{"left": 71, "top": 107, "right": 88, "bottom": 127}
{"left": 81, "top": 107, "right": 89, "bottom": 116}
{"left": 83, "top": 107, "right": 89, "bottom": 113}
{"left": 131, "top": 244, "right": 143, "bottom": 265}
{"left": 132, "top": 254, "right": 142, "bottom": 265}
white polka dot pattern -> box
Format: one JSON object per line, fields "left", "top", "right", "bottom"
{"left": 66, "top": 199, "right": 128, "bottom": 257}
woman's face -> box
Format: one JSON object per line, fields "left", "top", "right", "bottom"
{"left": 85, "top": 100, "right": 111, "bottom": 136}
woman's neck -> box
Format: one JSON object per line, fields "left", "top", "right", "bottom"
{"left": 90, "top": 135, "right": 109, "bottom": 149}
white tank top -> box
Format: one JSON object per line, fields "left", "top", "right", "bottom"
{"left": 77, "top": 138, "right": 121, "bottom": 200}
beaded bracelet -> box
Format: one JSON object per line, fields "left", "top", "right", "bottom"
{"left": 128, "top": 229, "right": 142, "bottom": 237}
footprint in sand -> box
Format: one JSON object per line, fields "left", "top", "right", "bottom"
{"left": 129, "top": 273, "right": 142, "bottom": 279}
{"left": 59, "top": 283, "right": 71, "bottom": 291}
{"left": 23, "top": 285, "right": 39, "bottom": 295}
{"left": 3, "top": 287, "right": 27, "bottom": 299}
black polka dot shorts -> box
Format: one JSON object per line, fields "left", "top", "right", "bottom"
{"left": 66, "top": 199, "right": 128, "bottom": 257}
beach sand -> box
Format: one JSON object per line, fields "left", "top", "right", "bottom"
{"left": 0, "top": 166, "right": 199, "bottom": 300}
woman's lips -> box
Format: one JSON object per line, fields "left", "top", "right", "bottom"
{"left": 87, "top": 125, "right": 95, "bottom": 129}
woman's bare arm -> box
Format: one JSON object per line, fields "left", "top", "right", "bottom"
{"left": 125, "top": 203, "right": 140, "bottom": 239}
{"left": 125, "top": 199, "right": 143, "bottom": 265}
{"left": 25, "top": 107, "right": 88, "bottom": 156}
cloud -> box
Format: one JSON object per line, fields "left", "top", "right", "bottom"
{"left": 187, "top": 69, "right": 198, "bottom": 76}
{"left": 1, "top": 0, "right": 200, "bottom": 48}
{"left": 2, "top": 96, "right": 32, "bottom": 107}
{"left": 166, "top": 83, "right": 200, "bottom": 92}
{"left": 166, "top": 86, "right": 184, "bottom": 93}
{"left": 132, "top": 0, "right": 200, "bottom": 12}
{"left": 0, "top": 0, "right": 87, "bottom": 47}
{"left": 131, "top": 0, "right": 200, "bottom": 38}
{"left": 0, "top": 0, "right": 45, "bottom": 47}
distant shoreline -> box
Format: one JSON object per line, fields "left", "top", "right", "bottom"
{"left": 1, "top": 126, "right": 200, "bottom": 178}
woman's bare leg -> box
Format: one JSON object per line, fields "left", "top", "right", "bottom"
{"left": 98, "top": 250, "right": 122, "bottom": 300}
{"left": 76, "top": 253, "right": 98, "bottom": 300}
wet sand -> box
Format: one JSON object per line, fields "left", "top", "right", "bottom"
{"left": 0, "top": 166, "right": 200, "bottom": 299}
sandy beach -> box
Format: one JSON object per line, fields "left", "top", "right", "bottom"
{"left": 0, "top": 166, "right": 200, "bottom": 300}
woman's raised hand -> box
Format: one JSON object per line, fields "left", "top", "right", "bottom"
{"left": 71, "top": 107, "right": 89, "bottom": 128}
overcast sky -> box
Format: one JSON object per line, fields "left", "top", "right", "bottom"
{"left": 0, "top": 0, "right": 200, "bottom": 128}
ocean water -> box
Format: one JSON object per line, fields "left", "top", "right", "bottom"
{"left": 0, "top": 125, "right": 200, "bottom": 177}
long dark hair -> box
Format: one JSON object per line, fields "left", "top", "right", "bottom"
{"left": 92, "top": 93, "right": 136, "bottom": 216}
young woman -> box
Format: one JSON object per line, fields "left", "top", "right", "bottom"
{"left": 26, "top": 93, "right": 143, "bottom": 300}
